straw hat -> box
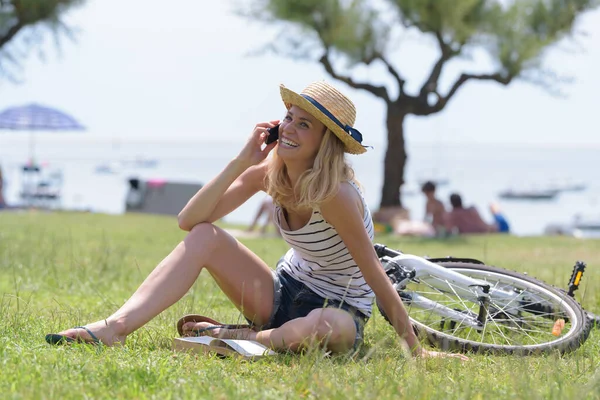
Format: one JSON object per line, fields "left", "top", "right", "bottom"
{"left": 279, "top": 81, "right": 367, "bottom": 155}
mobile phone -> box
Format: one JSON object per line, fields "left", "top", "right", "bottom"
{"left": 265, "top": 124, "right": 280, "bottom": 145}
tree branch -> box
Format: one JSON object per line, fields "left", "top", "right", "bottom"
{"left": 416, "top": 72, "right": 513, "bottom": 116}
{"left": 319, "top": 51, "right": 389, "bottom": 101}
{"left": 418, "top": 31, "right": 458, "bottom": 100}
{"left": 0, "top": 21, "right": 24, "bottom": 49}
{"left": 377, "top": 55, "right": 406, "bottom": 97}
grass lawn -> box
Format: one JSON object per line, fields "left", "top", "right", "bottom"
{"left": 1, "top": 211, "right": 599, "bottom": 399}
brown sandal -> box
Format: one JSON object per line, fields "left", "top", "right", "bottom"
{"left": 176, "top": 314, "right": 253, "bottom": 337}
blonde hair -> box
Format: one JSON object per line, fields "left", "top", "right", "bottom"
{"left": 265, "top": 129, "right": 359, "bottom": 211}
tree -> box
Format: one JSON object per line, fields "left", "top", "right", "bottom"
{"left": 241, "top": 0, "right": 599, "bottom": 208}
{"left": 0, "top": 0, "right": 84, "bottom": 80}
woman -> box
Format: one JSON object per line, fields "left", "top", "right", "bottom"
{"left": 46, "top": 82, "right": 466, "bottom": 359}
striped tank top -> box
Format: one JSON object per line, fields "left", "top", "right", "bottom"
{"left": 273, "top": 180, "right": 376, "bottom": 317}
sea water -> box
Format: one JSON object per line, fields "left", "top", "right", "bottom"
{"left": 1, "top": 135, "right": 598, "bottom": 237}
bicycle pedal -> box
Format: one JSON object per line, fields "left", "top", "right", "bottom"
{"left": 566, "top": 261, "right": 586, "bottom": 298}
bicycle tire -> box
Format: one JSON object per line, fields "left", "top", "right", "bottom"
{"left": 377, "top": 261, "right": 592, "bottom": 355}
{"left": 587, "top": 311, "right": 600, "bottom": 329}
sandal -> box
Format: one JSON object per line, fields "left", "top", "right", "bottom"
{"left": 45, "top": 326, "right": 101, "bottom": 345}
{"left": 176, "top": 314, "right": 253, "bottom": 337}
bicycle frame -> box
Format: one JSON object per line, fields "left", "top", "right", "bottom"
{"left": 380, "top": 256, "right": 567, "bottom": 332}
{"left": 381, "top": 253, "right": 493, "bottom": 328}
{"left": 375, "top": 244, "right": 545, "bottom": 329}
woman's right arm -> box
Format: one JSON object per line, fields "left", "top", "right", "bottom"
{"left": 177, "top": 122, "right": 278, "bottom": 231}
{"left": 177, "top": 161, "right": 266, "bottom": 231}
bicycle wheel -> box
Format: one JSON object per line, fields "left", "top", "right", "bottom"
{"left": 377, "top": 261, "right": 592, "bottom": 355}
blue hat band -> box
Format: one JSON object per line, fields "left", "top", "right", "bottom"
{"left": 301, "top": 94, "right": 363, "bottom": 145}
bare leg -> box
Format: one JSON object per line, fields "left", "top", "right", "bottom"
{"left": 188, "top": 308, "right": 357, "bottom": 354}
{"left": 54, "top": 223, "right": 275, "bottom": 345}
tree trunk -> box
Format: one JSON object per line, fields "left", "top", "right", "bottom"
{"left": 379, "top": 105, "right": 407, "bottom": 208}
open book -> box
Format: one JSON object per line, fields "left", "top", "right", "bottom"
{"left": 173, "top": 336, "right": 277, "bottom": 360}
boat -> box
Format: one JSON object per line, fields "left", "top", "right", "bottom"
{"left": 400, "top": 183, "right": 421, "bottom": 197}
{"left": 121, "top": 156, "right": 159, "bottom": 168}
{"left": 545, "top": 214, "right": 600, "bottom": 238}
{"left": 573, "top": 214, "right": 600, "bottom": 230}
{"left": 498, "top": 189, "right": 559, "bottom": 200}
{"left": 18, "top": 163, "right": 63, "bottom": 208}
{"left": 94, "top": 161, "right": 122, "bottom": 174}
{"left": 548, "top": 181, "right": 587, "bottom": 193}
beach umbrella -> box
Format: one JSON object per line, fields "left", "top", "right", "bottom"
{"left": 0, "top": 103, "right": 85, "bottom": 163}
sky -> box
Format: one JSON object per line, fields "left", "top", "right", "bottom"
{"left": 0, "top": 0, "right": 599, "bottom": 148}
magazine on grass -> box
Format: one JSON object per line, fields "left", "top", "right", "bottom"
{"left": 173, "top": 336, "right": 277, "bottom": 360}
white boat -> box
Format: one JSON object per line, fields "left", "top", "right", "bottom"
{"left": 573, "top": 214, "right": 600, "bottom": 230}
{"left": 551, "top": 182, "right": 587, "bottom": 192}
{"left": 121, "top": 156, "right": 159, "bottom": 168}
{"left": 94, "top": 161, "right": 121, "bottom": 174}
{"left": 547, "top": 178, "right": 587, "bottom": 193}
{"left": 498, "top": 189, "right": 559, "bottom": 200}
{"left": 544, "top": 214, "right": 600, "bottom": 238}
{"left": 18, "top": 163, "right": 63, "bottom": 208}
{"left": 559, "top": 183, "right": 587, "bottom": 192}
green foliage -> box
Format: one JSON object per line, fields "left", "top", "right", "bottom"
{"left": 244, "top": 0, "right": 599, "bottom": 87}
{"left": 0, "top": 212, "right": 599, "bottom": 399}
{"left": 247, "top": 0, "right": 389, "bottom": 64}
{"left": 473, "top": 0, "right": 599, "bottom": 77}
{"left": 0, "top": 0, "right": 85, "bottom": 80}
{"left": 393, "top": 0, "right": 489, "bottom": 42}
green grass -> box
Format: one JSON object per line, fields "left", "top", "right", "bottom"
{"left": 1, "top": 211, "right": 599, "bottom": 400}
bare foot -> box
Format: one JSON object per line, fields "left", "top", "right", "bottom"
{"left": 54, "top": 319, "right": 127, "bottom": 346}
{"left": 181, "top": 321, "right": 257, "bottom": 340}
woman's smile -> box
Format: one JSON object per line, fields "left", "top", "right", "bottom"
{"left": 279, "top": 136, "right": 299, "bottom": 148}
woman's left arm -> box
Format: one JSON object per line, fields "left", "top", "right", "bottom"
{"left": 320, "top": 183, "right": 468, "bottom": 361}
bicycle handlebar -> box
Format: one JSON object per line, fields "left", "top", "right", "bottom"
{"left": 374, "top": 243, "right": 403, "bottom": 258}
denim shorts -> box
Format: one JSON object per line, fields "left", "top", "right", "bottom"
{"left": 247, "top": 258, "right": 369, "bottom": 349}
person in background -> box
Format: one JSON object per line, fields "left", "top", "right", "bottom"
{"left": 421, "top": 181, "right": 447, "bottom": 236}
{"left": 247, "top": 195, "right": 280, "bottom": 236}
{"left": 490, "top": 202, "right": 511, "bottom": 233}
{"left": 446, "top": 193, "right": 510, "bottom": 235}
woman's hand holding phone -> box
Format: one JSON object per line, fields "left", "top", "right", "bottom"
{"left": 235, "top": 120, "right": 280, "bottom": 168}
{"left": 265, "top": 124, "right": 280, "bottom": 145}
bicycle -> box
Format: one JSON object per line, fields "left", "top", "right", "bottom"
{"left": 374, "top": 243, "right": 596, "bottom": 355}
